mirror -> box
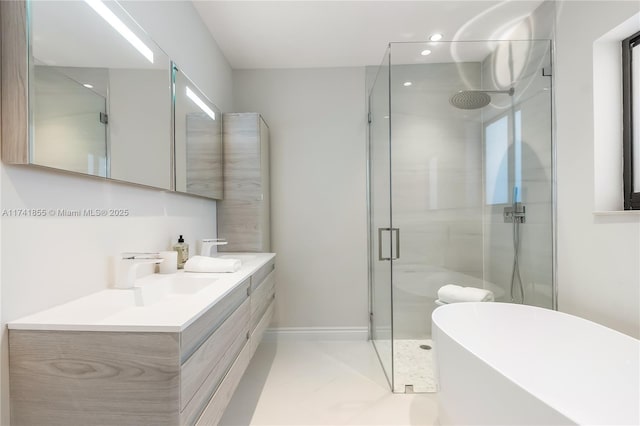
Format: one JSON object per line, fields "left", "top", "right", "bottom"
{"left": 173, "top": 64, "right": 223, "bottom": 199}
{"left": 29, "top": 0, "right": 172, "bottom": 190}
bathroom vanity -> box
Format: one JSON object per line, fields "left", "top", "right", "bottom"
{"left": 8, "top": 254, "right": 276, "bottom": 426}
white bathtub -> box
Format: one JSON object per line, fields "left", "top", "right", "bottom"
{"left": 432, "top": 302, "right": 639, "bottom": 425}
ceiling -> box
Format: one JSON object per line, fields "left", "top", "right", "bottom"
{"left": 193, "top": 1, "right": 545, "bottom": 69}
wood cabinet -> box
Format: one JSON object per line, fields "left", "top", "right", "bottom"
{"left": 1, "top": 1, "right": 29, "bottom": 165}
{"left": 218, "top": 113, "right": 271, "bottom": 252}
{"left": 9, "top": 258, "right": 276, "bottom": 426}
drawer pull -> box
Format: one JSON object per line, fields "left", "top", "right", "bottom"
{"left": 246, "top": 331, "right": 251, "bottom": 340}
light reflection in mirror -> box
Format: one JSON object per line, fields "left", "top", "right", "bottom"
{"left": 83, "top": 0, "right": 154, "bottom": 64}
{"left": 186, "top": 87, "right": 217, "bottom": 121}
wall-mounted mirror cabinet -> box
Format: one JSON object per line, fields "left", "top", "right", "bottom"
{"left": 1, "top": 0, "right": 223, "bottom": 199}
{"left": 174, "top": 65, "right": 223, "bottom": 200}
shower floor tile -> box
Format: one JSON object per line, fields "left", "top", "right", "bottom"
{"left": 393, "top": 339, "right": 438, "bottom": 393}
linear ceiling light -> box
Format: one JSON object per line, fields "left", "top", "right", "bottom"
{"left": 84, "top": 0, "right": 154, "bottom": 64}
{"left": 186, "top": 87, "right": 216, "bottom": 120}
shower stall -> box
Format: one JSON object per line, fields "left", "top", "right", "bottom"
{"left": 367, "top": 40, "right": 554, "bottom": 393}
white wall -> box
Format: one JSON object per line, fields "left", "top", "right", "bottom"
{"left": 0, "top": 2, "right": 232, "bottom": 423}
{"left": 233, "top": 68, "right": 369, "bottom": 330}
{"left": 555, "top": 1, "right": 640, "bottom": 338}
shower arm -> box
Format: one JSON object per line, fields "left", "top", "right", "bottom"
{"left": 469, "top": 88, "right": 515, "bottom": 95}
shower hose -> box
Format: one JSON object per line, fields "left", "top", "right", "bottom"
{"left": 510, "top": 207, "right": 525, "bottom": 304}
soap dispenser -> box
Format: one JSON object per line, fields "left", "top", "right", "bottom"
{"left": 173, "top": 235, "right": 189, "bottom": 269}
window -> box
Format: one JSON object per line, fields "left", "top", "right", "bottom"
{"left": 484, "top": 110, "right": 522, "bottom": 205}
{"left": 485, "top": 116, "right": 509, "bottom": 205}
{"left": 623, "top": 31, "right": 640, "bottom": 209}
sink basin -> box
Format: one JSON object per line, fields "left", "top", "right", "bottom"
{"left": 134, "top": 274, "right": 217, "bottom": 306}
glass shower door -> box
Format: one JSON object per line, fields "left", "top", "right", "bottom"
{"left": 369, "top": 50, "right": 393, "bottom": 388}
{"left": 368, "top": 39, "right": 554, "bottom": 394}
{"left": 384, "top": 40, "right": 553, "bottom": 393}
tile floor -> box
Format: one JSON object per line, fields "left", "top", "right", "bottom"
{"left": 220, "top": 339, "right": 439, "bottom": 426}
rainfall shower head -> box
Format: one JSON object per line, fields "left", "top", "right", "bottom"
{"left": 449, "top": 87, "right": 515, "bottom": 110}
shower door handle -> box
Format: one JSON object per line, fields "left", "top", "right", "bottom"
{"left": 378, "top": 227, "right": 389, "bottom": 261}
{"left": 378, "top": 227, "right": 400, "bottom": 261}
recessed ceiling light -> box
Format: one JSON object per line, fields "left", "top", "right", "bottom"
{"left": 421, "top": 49, "right": 432, "bottom": 56}
{"left": 429, "top": 33, "right": 443, "bottom": 42}
{"left": 83, "top": 83, "right": 94, "bottom": 89}
{"left": 403, "top": 81, "right": 412, "bottom": 87}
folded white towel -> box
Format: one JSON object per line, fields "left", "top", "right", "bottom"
{"left": 184, "top": 256, "right": 241, "bottom": 273}
{"left": 437, "top": 284, "right": 494, "bottom": 304}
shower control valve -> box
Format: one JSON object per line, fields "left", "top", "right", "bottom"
{"left": 504, "top": 203, "right": 526, "bottom": 223}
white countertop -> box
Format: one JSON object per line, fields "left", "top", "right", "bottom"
{"left": 8, "top": 253, "right": 275, "bottom": 333}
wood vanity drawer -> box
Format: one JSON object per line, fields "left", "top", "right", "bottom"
{"left": 9, "top": 330, "right": 181, "bottom": 426}
{"left": 180, "top": 328, "right": 250, "bottom": 425}
{"left": 250, "top": 271, "right": 275, "bottom": 331}
{"left": 251, "top": 259, "right": 275, "bottom": 292}
{"left": 181, "top": 278, "right": 250, "bottom": 361}
{"left": 180, "top": 298, "right": 250, "bottom": 412}
{"left": 195, "top": 299, "right": 274, "bottom": 426}
{"left": 194, "top": 331, "right": 253, "bottom": 426}
{"left": 251, "top": 300, "right": 274, "bottom": 357}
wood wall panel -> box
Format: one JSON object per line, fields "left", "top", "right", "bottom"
{"left": 1, "top": 1, "right": 29, "bottom": 164}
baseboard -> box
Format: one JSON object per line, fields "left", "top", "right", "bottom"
{"left": 264, "top": 326, "right": 369, "bottom": 341}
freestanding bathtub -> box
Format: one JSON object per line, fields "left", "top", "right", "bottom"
{"left": 432, "top": 302, "right": 639, "bottom": 425}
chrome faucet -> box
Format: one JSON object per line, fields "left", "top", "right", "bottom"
{"left": 116, "top": 253, "right": 163, "bottom": 289}
{"left": 199, "top": 239, "right": 228, "bottom": 256}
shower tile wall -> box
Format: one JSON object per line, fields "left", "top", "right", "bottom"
{"left": 480, "top": 41, "right": 554, "bottom": 308}
{"left": 390, "top": 63, "right": 484, "bottom": 338}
